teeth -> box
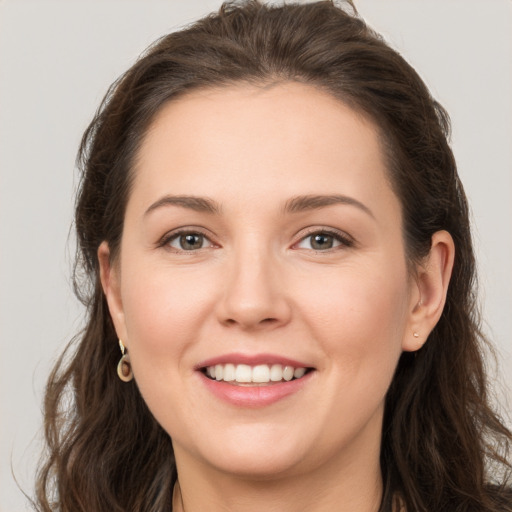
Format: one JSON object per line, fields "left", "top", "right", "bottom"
{"left": 204, "top": 363, "right": 309, "bottom": 383}
{"left": 223, "top": 363, "right": 235, "bottom": 382}
{"left": 282, "top": 366, "right": 294, "bottom": 381}
{"left": 235, "top": 364, "right": 252, "bottom": 383}
{"left": 252, "top": 364, "right": 270, "bottom": 383}
{"left": 294, "top": 367, "right": 306, "bottom": 379}
{"left": 270, "top": 364, "right": 283, "bottom": 381}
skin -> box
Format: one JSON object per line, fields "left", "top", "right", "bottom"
{"left": 99, "top": 82, "right": 454, "bottom": 512}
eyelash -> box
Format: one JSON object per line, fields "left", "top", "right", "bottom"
{"left": 158, "top": 227, "right": 354, "bottom": 253}
{"left": 158, "top": 229, "right": 214, "bottom": 253}
{"left": 294, "top": 228, "right": 355, "bottom": 252}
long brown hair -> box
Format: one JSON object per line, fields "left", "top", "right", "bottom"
{"left": 35, "top": 1, "right": 511, "bottom": 510}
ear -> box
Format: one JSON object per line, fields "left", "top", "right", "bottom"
{"left": 402, "top": 230, "right": 455, "bottom": 352}
{"left": 98, "top": 241, "right": 128, "bottom": 345}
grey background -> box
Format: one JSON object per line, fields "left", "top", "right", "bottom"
{"left": 1, "top": 1, "right": 510, "bottom": 510}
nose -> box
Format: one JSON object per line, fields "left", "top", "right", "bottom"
{"left": 215, "top": 243, "right": 292, "bottom": 331}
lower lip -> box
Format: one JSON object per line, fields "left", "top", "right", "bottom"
{"left": 198, "top": 371, "right": 314, "bottom": 408}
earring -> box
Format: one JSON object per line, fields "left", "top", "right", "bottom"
{"left": 117, "top": 339, "right": 133, "bottom": 382}
{"left": 413, "top": 332, "right": 420, "bottom": 338}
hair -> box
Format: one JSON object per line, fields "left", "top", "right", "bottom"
{"left": 35, "top": 1, "right": 512, "bottom": 511}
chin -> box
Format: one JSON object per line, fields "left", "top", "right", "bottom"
{"left": 206, "top": 450, "right": 308, "bottom": 481}
{"left": 176, "top": 424, "right": 315, "bottom": 480}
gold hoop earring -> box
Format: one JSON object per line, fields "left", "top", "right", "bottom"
{"left": 117, "top": 339, "right": 133, "bottom": 382}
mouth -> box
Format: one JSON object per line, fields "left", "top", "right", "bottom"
{"left": 201, "top": 363, "right": 314, "bottom": 386}
{"left": 196, "top": 354, "right": 316, "bottom": 407}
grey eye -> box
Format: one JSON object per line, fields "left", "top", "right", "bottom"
{"left": 296, "top": 232, "right": 344, "bottom": 251}
{"left": 169, "top": 233, "right": 207, "bottom": 251}
{"left": 309, "top": 233, "right": 335, "bottom": 250}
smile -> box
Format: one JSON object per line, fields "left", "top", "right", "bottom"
{"left": 203, "top": 363, "right": 310, "bottom": 384}
{"left": 196, "top": 354, "right": 316, "bottom": 407}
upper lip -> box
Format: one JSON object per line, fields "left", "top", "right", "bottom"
{"left": 194, "top": 353, "right": 314, "bottom": 370}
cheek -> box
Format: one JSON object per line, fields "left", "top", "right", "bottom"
{"left": 299, "top": 261, "right": 409, "bottom": 374}
{"left": 295, "top": 263, "right": 410, "bottom": 443}
{"left": 119, "top": 262, "right": 220, "bottom": 376}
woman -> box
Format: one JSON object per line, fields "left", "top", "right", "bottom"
{"left": 35, "top": 1, "right": 512, "bottom": 511}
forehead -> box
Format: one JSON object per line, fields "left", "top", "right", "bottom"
{"left": 130, "top": 82, "right": 398, "bottom": 218}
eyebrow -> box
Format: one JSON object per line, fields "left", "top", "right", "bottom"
{"left": 144, "top": 195, "right": 222, "bottom": 216}
{"left": 144, "top": 193, "right": 374, "bottom": 219}
{"left": 283, "top": 194, "right": 375, "bottom": 218}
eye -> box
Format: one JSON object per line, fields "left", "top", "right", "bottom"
{"left": 295, "top": 230, "right": 353, "bottom": 251}
{"left": 165, "top": 231, "right": 212, "bottom": 251}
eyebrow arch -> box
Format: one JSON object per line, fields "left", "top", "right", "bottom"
{"left": 283, "top": 194, "right": 375, "bottom": 218}
{"left": 144, "top": 195, "right": 222, "bottom": 216}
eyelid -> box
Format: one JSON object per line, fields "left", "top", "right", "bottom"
{"left": 157, "top": 227, "right": 217, "bottom": 252}
{"left": 292, "top": 226, "right": 355, "bottom": 251}
{"left": 156, "top": 225, "right": 355, "bottom": 253}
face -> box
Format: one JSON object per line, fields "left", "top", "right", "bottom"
{"left": 102, "top": 82, "right": 422, "bottom": 480}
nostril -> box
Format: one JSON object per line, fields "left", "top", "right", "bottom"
{"left": 223, "top": 317, "right": 278, "bottom": 327}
